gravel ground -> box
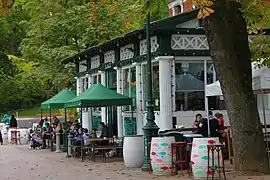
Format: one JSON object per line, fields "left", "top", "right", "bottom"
{"left": 0, "top": 145, "right": 269, "bottom": 180}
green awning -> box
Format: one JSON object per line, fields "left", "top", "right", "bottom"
{"left": 66, "top": 84, "right": 132, "bottom": 108}
{"left": 41, "top": 89, "right": 76, "bottom": 109}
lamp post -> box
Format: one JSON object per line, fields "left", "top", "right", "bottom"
{"left": 141, "top": 0, "right": 159, "bottom": 172}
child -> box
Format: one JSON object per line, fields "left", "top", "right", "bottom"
{"left": 90, "top": 128, "right": 97, "bottom": 138}
{"left": 74, "top": 128, "right": 83, "bottom": 145}
{"left": 82, "top": 128, "right": 90, "bottom": 146}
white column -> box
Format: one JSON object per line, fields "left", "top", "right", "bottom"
{"left": 76, "top": 77, "right": 80, "bottom": 96}
{"left": 157, "top": 56, "right": 173, "bottom": 131}
{"left": 88, "top": 75, "right": 92, "bottom": 131}
{"left": 136, "top": 64, "right": 144, "bottom": 135}
{"left": 76, "top": 77, "right": 81, "bottom": 119}
{"left": 67, "top": 135, "right": 72, "bottom": 157}
{"left": 100, "top": 71, "right": 106, "bottom": 123}
{"left": 117, "top": 68, "right": 124, "bottom": 137}
{"left": 55, "top": 133, "right": 61, "bottom": 153}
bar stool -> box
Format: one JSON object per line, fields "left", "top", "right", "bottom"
{"left": 207, "top": 144, "right": 226, "bottom": 180}
{"left": 10, "top": 130, "right": 18, "bottom": 145}
{"left": 171, "top": 142, "right": 190, "bottom": 176}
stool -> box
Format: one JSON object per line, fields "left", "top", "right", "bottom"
{"left": 10, "top": 130, "right": 18, "bottom": 145}
{"left": 207, "top": 144, "right": 226, "bottom": 180}
{"left": 171, "top": 142, "right": 190, "bottom": 176}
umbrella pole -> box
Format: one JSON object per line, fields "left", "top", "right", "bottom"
{"left": 131, "top": 105, "right": 135, "bottom": 135}
{"left": 41, "top": 109, "right": 43, "bottom": 121}
{"left": 205, "top": 97, "right": 210, "bottom": 137}
{"left": 65, "top": 108, "right": 68, "bottom": 155}
{"left": 50, "top": 107, "right": 53, "bottom": 151}
{"left": 80, "top": 107, "right": 83, "bottom": 128}
{"left": 261, "top": 90, "right": 270, "bottom": 164}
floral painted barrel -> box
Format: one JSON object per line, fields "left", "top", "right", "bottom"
{"left": 191, "top": 138, "right": 223, "bottom": 179}
{"left": 150, "top": 136, "right": 175, "bottom": 176}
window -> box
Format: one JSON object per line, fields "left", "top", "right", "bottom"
{"left": 175, "top": 61, "right": 204, "bottom": 111}
{"left": 174, "top": 60, "right": 226, "bottom": 111}
{"left": 143, "top": 62, "right": 160, "bottom": 111}
{"left": 122, "top": 67, "right": 136, "bottom": 111}
{"left": 174, "top": 5, "right": 182, "bottom": 15}
{"left": 92, "top": 74, "right": 102, "bottom": 112}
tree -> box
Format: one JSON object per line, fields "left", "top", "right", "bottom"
{"left": 190, "top": 0, "right": 270, "bottom": 173}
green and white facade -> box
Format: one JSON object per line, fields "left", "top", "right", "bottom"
{"left": 63, "top": 10, "right": 227, "bottom": 136}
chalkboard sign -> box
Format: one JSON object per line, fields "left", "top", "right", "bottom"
{"left": 124, "top": 117, "right": 136, "bottom": 135}
{"left": 92, "top": 116, "right": 101, "bottom": 130}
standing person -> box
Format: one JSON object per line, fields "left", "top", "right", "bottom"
{"left": 208, "top": 111, "right": 221, "bottom": 137}
{"left": 3, "top": 114, "right": 10, "bottom": 125}
{"left": 215, "top": 113, "right": 225, "bottom": 137}
{"left": 99, "top": 122, "right": 109, "bottom": 138}
{"left": 0, "top": 130, "right": 3, "bottom": 145}
{"left": 9, "top": 115, "right": 17, "bottom": 128}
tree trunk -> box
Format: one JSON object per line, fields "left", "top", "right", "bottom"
{"left": 203, "top": 0, "right": 269, "bottom": 173}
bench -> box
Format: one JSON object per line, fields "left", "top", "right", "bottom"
{"left": 90, "top": 145, "right": 123, "bottom": 163}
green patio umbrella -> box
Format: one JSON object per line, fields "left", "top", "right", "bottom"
{"left": 41, "top": 89, "right": 76, "bottom": 109}
{"left": 41, "top": 88, "right": 76, "bottom": 152}
{"left": 66, "top": 83, "right": 132, "bottom": 108}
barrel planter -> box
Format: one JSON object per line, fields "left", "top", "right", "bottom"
{"left": 123, "top": 135, "right": 144, "bottom": 168}
{"left": 191, "top": 137, "right": 222, "bottom": 179}
{"left": 150, "top": 136, "right": 175, "bottom": 176}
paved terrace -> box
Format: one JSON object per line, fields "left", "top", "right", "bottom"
{"left": 0, "top": 145, "right": 269, "bottom": 180}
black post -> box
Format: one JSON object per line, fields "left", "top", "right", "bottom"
{"left": 141, "top": 0, "right": 159, "bottom": 172}
{"left": 50, "top": 107, "right": 53, "bottom": 151}
{"left": 64, "top": 108, "right": 68, "bottom": 154}
{"left": 40, "top": 109, "right": 43, "bottom": 121}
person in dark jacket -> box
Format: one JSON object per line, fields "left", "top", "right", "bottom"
{"left": 9, "top": 115, "right": 18, "bottom": 128}
{"left": 197, "top": 111, "right": 221, "bottom": 137}
{"left": 99, "top": 122, "right": 109, "bottom": 138}
{"left": 0, "top": 130, "right": 3, "bottom": 145}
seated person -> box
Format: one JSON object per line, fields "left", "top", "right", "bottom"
{"left": 89, "top": 128, "right": 97, "bottom": 138}
{"left": 82, "top": 128, "right": 90, "bottom": 146}
{"left": 74, "top": 128, "right": 83, "bottom": 145}
{"left": 192, "top": 113, "right": 202, "bottom": 133}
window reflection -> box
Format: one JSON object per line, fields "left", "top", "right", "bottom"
{"left": 122, "top": 67, "right": 136, "bottom": 111}
{"left": 175, "top": 61, "right": 205, "bottom": 110}
{"left": 143, "top": 62, "right": 160, "bottom": 111}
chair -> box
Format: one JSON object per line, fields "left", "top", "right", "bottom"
{"left": 171, "top": 142, "right": 190, "bottom": 176}
{"left": 207, "top": 144, "right": 226, "bottom": 180}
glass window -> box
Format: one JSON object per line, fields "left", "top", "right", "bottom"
{"left": 93, "top": 75, "right": 97, "bottom": 84}
{"left": 175, "top": 61, "right": 204, "bottom": 111}
{"left": 122, "top": 67, "right": 136, "bottom": 111}
{"left": 143, "top": 62, "right": 160, "bottom": 111}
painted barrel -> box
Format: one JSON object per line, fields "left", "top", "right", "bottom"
{"left": 123, "top": 135, "right": 144, "bottom": 168}
{"left": 150, "top": 136, "right": 175, "bottom": 176}
{"left": 8, "top": 128, "right": 29, "bottom": 145}
{"left": 191, "top": 137, "right": 223, "bottom": 179}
